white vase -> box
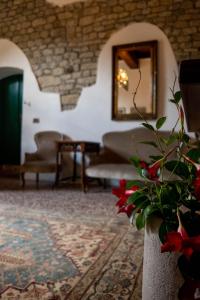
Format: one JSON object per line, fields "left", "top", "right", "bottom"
{"left": 142, "top": 223, "right": 184, "bottom": 300}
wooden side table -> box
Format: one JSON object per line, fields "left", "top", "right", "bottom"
{"left": 55, "top": 140, "right": 100, "bottom": 192}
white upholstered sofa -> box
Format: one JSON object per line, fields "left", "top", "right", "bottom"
{"left": 85, "top": 127, "right": 176, "bottom": 183}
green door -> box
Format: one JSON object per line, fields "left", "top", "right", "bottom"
{"left": 0, "top": 74, "right": 23, "bottom": 165}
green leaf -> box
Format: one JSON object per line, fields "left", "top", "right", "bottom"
{"left": 160, "top": 137, "right": 168, "bottom": 145}
{"left": 138, "top": 199, "right": 150, "bottom": 210}
{"left": 175, "top": 182, "right": 182, "bottom": 194}
{"left": 126, "top": 180, "right": 145, "bottom": 189}
{"left": 166, "top": 134, "right": 178, "bottom": 146}
{"left": 174, "top": 91, "right": 182, "bottom": 103}
{"left": 140, "top": 141, "right": 158, "bottom": 149}
{"left": 136, "top": 212, "right": 145, "bottom": 230}
{"left": 130, "top": 201, "right": 149, "bottom": 221}
{"left": 127, "top": 191, "right": 146, "bottom": 206}
{"left": 164, "top": 160, "right": 190, "bottom": 179}
{"left": 149, "top": 155, "right": 163, "bottom": 162}
{"left": 182, "top": 133, "right": 190, "bottom": 144}
{"left": 169, "top": 99, "right": 177, "bottom": 104}
{"left": 162, "top": 204, "right": 177, "bottom": 218}
{"left": 142, "top": 123, "right": 155, "bottom": 131}
{"left": 158, "top": 220, "right": 178, "bottom": 243}
{"left": 156, "top": 117, "right": 167, "bottom": 129}
{"left": 130, "top": 155, "right": 140, "bottom": 168}
{"left": 143, "top": 204, "right": 160, "bottom": 220}
{"left": 187, "top": 148, "right": 200, "bottom": 163}
{"left": 160, "top": 186, "right": 171, "bottom": 204}
{"left": 159, "top": 221, "right": 168, "bottom": 243}
{"left": 159, "top": 185, "right": 180, "bottom": 206}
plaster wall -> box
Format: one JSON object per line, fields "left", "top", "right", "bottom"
{"left": 0, "top": 23, "right": 178, "bottom": 163}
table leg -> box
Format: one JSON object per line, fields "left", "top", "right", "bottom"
{"left": 81, "top": 151, "right": 87, "bottom": 192}
{"left": 55, "top": 150, "right": 60, "bottom": 186}
{"left": 72, "top": 148, "right": 77, "bottom": 181}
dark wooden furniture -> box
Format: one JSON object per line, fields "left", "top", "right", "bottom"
{"left": 55, "top": 140, "right": 100, "bottom": 192}
{"left": 0, "top": 164, "right": 56, "bottom": 188}
{"left": 21, "top": 163, "right": 57, "bottom": 188}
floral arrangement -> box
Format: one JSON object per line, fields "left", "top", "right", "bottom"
{"left": 112, "top": 84, "right": 200, "bottom": 295}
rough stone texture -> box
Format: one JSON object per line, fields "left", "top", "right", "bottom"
{"left": 0, "top": 0, "right": 200, "bottom": 110}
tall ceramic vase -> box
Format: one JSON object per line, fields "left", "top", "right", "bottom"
{"left": 142, "top": 224, "right": 184, "bottom": 300}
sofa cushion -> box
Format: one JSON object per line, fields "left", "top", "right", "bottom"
{"left": 86, "top": 163, "right": 141, "bottom": 180}
{"left": 86, "top": 163, "right": 179, "bottom": 181}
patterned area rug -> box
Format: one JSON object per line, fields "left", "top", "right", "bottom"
{"left": 0, "top": 183, "right": 143, "bottom": 299}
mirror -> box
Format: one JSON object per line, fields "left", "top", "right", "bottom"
{"left": 112, "top": 40, "right": 158, "bottom": 121}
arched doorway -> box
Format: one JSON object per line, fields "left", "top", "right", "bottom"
{"left": 0, "top": 68, "right": 23, "bottom": 165}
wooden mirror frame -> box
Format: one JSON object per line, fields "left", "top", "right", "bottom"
{"left": 112, "top": 40, "right": 158, "bottom": 121}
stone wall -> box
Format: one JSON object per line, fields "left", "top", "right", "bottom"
{"left": 0, "top": 0, "right": 199, "bottom": 110}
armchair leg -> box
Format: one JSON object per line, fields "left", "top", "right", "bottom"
{"left": 36, "top": 173, "right": 39, "bottom": 189}
{"left": 82, "top": 175, "right": 88, "bottom": 193}
{"left": 97, "top": 178, "right": 102, "bottom": 186}
{"left": 103, "top": 178, "right": 107, "bottom": 189}
{"left": 21, "top": 172, "right": 25, "bottom": 188}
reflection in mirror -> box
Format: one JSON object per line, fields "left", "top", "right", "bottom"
{"left": 112, "top": 40, "right": 158, "bottom": 120}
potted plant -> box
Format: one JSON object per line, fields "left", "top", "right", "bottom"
{"left": 112, "top": 84, "right": 200, "bottom": 300}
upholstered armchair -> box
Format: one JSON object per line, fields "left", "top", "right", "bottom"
{"left": 22, "top": 131, "right": 72, "bottom": 187}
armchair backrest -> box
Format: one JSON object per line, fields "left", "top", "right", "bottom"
{"left": 34, "top": 131, "right": 70, "bottom": 161}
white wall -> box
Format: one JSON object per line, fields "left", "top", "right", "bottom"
{"left": 0, "top": 22, "right": 179, "bottom": 163}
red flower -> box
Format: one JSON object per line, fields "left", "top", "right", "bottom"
{"left": 140, "top": 160, "right": 161, "bottom": 181}
{"left": 118, "top": 204, "right": 135, "bottom": 217}
{"left": 139, "top": 161, "right": 148, "bottom": 169}
{"left": 112, "top": 179, "right": 126, "bottom": 198}
{"left": 193, "top": 170, "right": 200, "bottom": 201}
{"left": 161, "top": 214, "right": 200, "bottom": 258}
{"left": 148, "top": 161, "right": 161, "bottom": 180}
{"left": 161, "top": 231, "right": 200, "bottom": 258}
{"left": 125, "top": 185, "right": 140, "bottom": 195}
{"left": 184, "top": 236, "right": 200, "bottom": 253}
{"left": 161, "top": 231, "right": 183, "bottom": 253}
{"left": 112, "top": 180, "right": 139, "bottom": 208}
{"left": 112, "top": 180, "right": 140, "bottom": 217}
{"left": 112, "top": 179, "right": 127, "bottom": 208}
{"left": 180, "top": 155, "right": 200, "bottom": 201}
{"left": 194, "top": 179, "right": 200, "bottom": 200}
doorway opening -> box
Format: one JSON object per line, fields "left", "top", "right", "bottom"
{"left": 0, "top": 67, "right": 23, "bottom": 165}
